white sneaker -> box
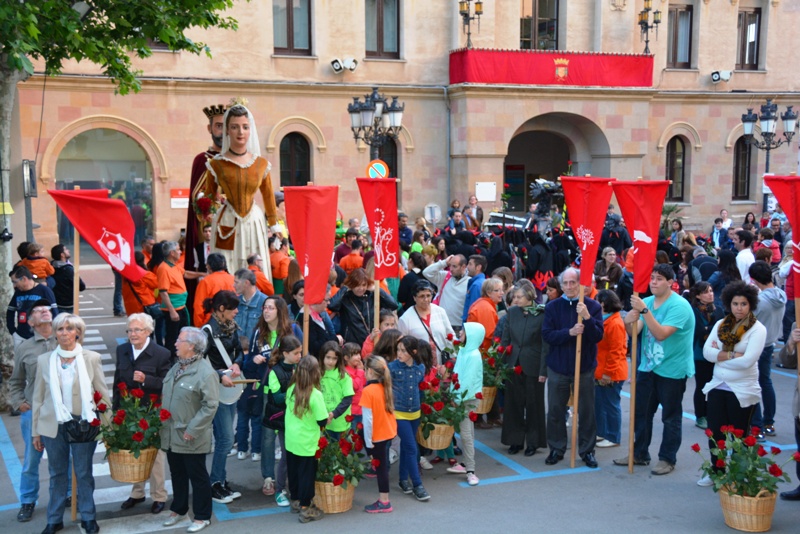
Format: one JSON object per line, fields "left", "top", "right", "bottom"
{"left": 446, "top": 463, "right": 467, "bottom": 474}
{"left": 697, "top": 474, "right": 714, "bottom": 487}
{"left": 237, "top": 451, "right": 247, "bottom": 461}
{"left": 466, "top": 472, "right": 480, "bottom": 486}
{"left": 262, "top": 477, "right": 275, "bottom": 496}
{"left": 596, "top": 439, "right": 619, "bottom": 448}
{"left": 251, "top": 452, "right": 261, "bottom": 462}
{"left": 419, "top": 456, "right": 433, "bottom": 470}
{"left": 275, "top": 490, "right": 290, "bottom": 507}
{"left": 389, "top": 448, "right": 398, "bottom": 465}
{"left": 227, "top": 448, "right": 237, "bottom": 457}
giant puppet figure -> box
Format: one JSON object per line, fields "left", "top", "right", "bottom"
{"left": 201, "top": 100, "right": 279, "bottom": 279}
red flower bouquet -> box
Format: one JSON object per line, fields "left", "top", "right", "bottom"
{"left": 418, "top": 370, "right": 469, "bottom": 440}
{"left": 101, "top": 383, "right": 170, "bottom": 458}
{"left": 315, "top": 427, "right": 367, "bottom": 489}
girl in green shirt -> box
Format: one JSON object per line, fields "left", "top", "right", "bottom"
{"left": 319, "top": 341, "right": 355, "bottom": 440}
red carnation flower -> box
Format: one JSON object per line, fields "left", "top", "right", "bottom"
{"left": 468, "top": 411, "right": 478, "bottom": 422}
{"left": 793, "top": 452, "right": 800, "bottom": 462}
{"left": 345, "top": 414, "right": 354, "bottom": 423}
{"left": 732, "top": 428, "right": 744, "bottom": 438}
{"left": 332, "top": 473, "right": 345, "bottom": 486}
{"left": 433, "top": 401, "right": 445, "bottom": 412}
{"left": 487, "top": 357, "right": 496, "bottom": 367}
{"left": 716, "top": 459, "right": 726, "bottom": 468}
{"left": 318, "top": 437, "right": 329, "bottom": 449}
{"left": 371, "top": 458, "right": 381, "bottom": 469}
{"left": 475, "top": 392, "right": 483, "bottom": 400}
{"left": 744, "top": 436, "right": 757, "bottom": 447}
{"left": 421, "top": 403, "right": 433, "bottom": 415}
{"left": 757, "top": 446, "right": 768, "bottom": 457}
{"left": 716, "top": 440, "right": 726, "bottom": 450}
{"left": 419, "top": 381, "right": 431, "bottom": 391}
{"left": 96, "top": 403, "right": 107, "bottom": 413}
{"left": 771, "top": 446, "right": 782, "bottom": 455}
{"left": 447, "top": 333, "right": 454, "bottom": 341}
{"left": 514, "top": 365, "right": 523, "bottom": 375}
{"left": 768, "top": 464, "right": 783, "bottom": 477}
{"left": 150, "top": 394, "right": 160, "bottom": 404}
{"left": 691, "top": 443, "right": 701, "bottom": 453}
{"left": 139, "top": 419, "right": 149, "bottom": 431}
{"left": 93, "top": 391, "right": 103, "bottom": 403}
{"left": 159, "top": 409, "right": 171, "bottom": 421}
{"left": 130, "top": 388, "right": 145, "bottom": 399}
{"left": 704, "top": 428, "right": 713, "bottom": 438}
{"left": 132, "top": 432, "right": 144, "bottom": 442}
{"left": 90, "top": 418, "right": 101, "bottom": 427}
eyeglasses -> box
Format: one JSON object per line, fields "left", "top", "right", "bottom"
{"left": 31, "top": 307, "right": 51, "bottom": 314}
{"left": 126, "top": 328, "right": 147, "bottom": 334}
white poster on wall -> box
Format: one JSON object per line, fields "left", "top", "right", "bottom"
{"left": 475, "top": 181, "right": 496, "bottom": 203}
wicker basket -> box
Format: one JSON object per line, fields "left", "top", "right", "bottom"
{"left": 314, "top": 481, "right": 355, "bottom": 514}
{"left": 474, "top": 386, "right": 497, "bottom": 414}
{"left": 719, "top": 487, "right": 777, "bottom": 532}
{"left": 416, "top": 423, "right": 455, "bottom": 450}
{"left": 107, "top": 448, "right": 158, "bottom": 484}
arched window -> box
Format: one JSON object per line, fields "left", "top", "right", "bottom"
{"left": 666, "top": 136, "right": 686, "bottom": 202}
{"left": 732, "top": 137, "right": 752, "bottom": 200}
{"left": 279, "top": 133, "right": 310, "bottom": 187}
{"left": 378, "top": 138, "right": 400, "bottom": 204}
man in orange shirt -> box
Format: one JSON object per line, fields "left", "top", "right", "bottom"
{"left": 157, "top": 241, "right": 202, "bottom": 358}
{"left": 193, "top": 253, "right": 235, "bottom": 326}
{"left": 247, "top": 253, "right": 274, "bottom": 296}
{"left": 339, "top": 238, "right": 364, "bottom": 275}
{"left": 141, "top": 236, "right": 155, "bottom": 267}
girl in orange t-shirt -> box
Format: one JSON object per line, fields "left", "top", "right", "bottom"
{"left": 360, "top": 356, "right": 397, "bottom": 513}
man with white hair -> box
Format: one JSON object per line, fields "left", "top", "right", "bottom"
{"left": 114, "top": 313, "right": 172, "bottom": 514}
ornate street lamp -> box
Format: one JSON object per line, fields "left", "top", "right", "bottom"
{"left": 459, "top": 0, "right": 483, "bottom": 49}
{"left": 348, "top": 87, "right": 404, "bottom": 161}
{"left": 638, "top": 0, "right": 661, "bottom": 55}
{"left": 741, "top": 99, "right": 798, "bottom": 211}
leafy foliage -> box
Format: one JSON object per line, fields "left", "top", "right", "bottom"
{"left": 101, "top": 383, "right": 170, "bottom": 458}
{"left": 483, "top": 339, "right": 512, "bottom": 388}
{"left": 418, "top": 369, "right": 469, "bottom": 439}
{"left": 315, "top": 427, "right": 368, "bottom": 489}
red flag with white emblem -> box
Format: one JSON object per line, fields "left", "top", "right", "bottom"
{"left": 356, "top": 178, "right": 399, "bottom": 281}
{"left": 764, "top": 175, "right": 800, "bottom": 300}
{"left": 561, "top": 177, "right": 615, "bottom": 286}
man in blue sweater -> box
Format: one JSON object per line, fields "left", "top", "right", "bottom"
{"left": 461, "top": 255, "right": 486, "bottom": 323}
{"left": 542, "top": 267, "right": 604, "bottom": 468}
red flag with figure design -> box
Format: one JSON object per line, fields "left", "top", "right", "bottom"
{"left": 612, "top": 181, "right": 670, "bottom": 293}
{"left": 561, "top": 177, "right": 615, "bottom": 286}
{"left": 763, "top": 175, "right": 800, "bottom": 300}
{"left": 48, "top": 189, "right": 147, "bottom": 282}
{"left": 284, "top": 185, "right": 339, "bottom": 305}
{"left": 356, "top": 178, "right": 399, "bottom": 281}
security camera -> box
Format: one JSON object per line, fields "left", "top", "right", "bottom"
{"left": 342, "top": 57, "right": 359, "bottom": 72}
{"left": 331, "top": 58, "right": 344, "bottom": 74}
{"left": 711, "top": 70, "right": 733, "bottom": 84}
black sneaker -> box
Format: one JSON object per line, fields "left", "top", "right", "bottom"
{"left": 398, "top": 480, "right": 413, "bottom": 494}
{"left": 223, "top": 481, "right": 242, "bottom": 500}
{"left": 17, "top": 503, "right": 34, "bottom": 522}
{"left": 211, "top": 482, "right": 233, "bottom": 504}
{"left": 412, "top": 485, "right": 431, "bottom": 501}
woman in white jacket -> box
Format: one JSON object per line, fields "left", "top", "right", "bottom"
{"left": 699, "top": 281, "right": 766, "bottom": 486}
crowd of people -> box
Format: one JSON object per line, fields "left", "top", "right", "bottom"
{"left": 5, "top": 98, "right": 800, "bottom": 531}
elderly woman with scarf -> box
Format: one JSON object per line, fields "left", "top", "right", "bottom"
{"left": 32, "top": 313, "right": 108, "bottom": 534}
{"left": 699, "top": 281, "right": 766, "bottom": 486}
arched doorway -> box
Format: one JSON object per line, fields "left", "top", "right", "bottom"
{"left": 55, "top": 128, "right": 153, "bottom": 263}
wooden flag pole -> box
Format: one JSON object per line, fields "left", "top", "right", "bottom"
{"left": 627, "top": 291, "right": 640, "bottom": 474}
{"left": 569, "top": 285, "right": 585, "bottom": 469}
{"left": 302, "top": 303, "right": 310, "bottom": 356}
{"left": 374, "top": 280, "right": 381, "bottom": 332}
{"left": 71, "top": 187, "right": 80, "bottom": 523}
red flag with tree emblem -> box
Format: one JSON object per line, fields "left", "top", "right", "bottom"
{"left": 764, "top": 175, "right": 800, "bottom": 302}
{"left": 611, "top": 181, "right": 670, "bottom": 293}
{"left": 356, "top": 178, "right": 399, "bottom": 281}
{"left": 284, "top": 185, "right": 339, "bottom": 305}
{"left": 48, "top": 189, "right": 147, "bottom": 282}
{"left": 561, "top": 177, "right": 615, "bottom": 286}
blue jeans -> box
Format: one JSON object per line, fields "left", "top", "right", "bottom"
{"left": 751, "top": 345, "right": 776, "bottom": 429}
{"left": 595, "top": 381, "right": 623, "bottom": 444}
{"left": 210, "top": 402, "right": 236, "bottom": 484}
{"left": 42, "top": 426, "right": 96, "bottom": 524}
{"left": 633, "top": 371, "right": 687, "bottom": 465}
{"left": 113, "top": 270, "right": 124, "bottom": 314}
{"left": 20, "top": 410, "right": 43, "bottom": 504}
{"left": 396, "top": 418, "right": 422, "bottom": 487}
{"left": 235, "top": 402, "right": 262, "bottom": 454}
{"left": 260, "top": 429, "right": 287, "bottom": 493}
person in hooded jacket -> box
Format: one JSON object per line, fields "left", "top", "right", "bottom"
{"left": 599, "top": 214, "right": 632, "bottom": 257}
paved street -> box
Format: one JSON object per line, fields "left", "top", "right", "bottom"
{"left": 0, "top": 277, "right": 798, "bottom": 533}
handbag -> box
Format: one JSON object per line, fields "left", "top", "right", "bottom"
{"left": 126, "top": 280, "right": 162, "bottom": 319}
{"left": 63, "top": 414, "right": 100, "bottom": 443}
{"left": 202, "top": 325, "right": 245, "bottom": 405}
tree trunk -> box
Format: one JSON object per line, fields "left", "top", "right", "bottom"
{"left": 0, "top": 61, "right": 29, "bottom": 411}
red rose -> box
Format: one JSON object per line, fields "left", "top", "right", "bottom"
{"left": 356, "top": 422, "right": 364, "bottom": 431}
{"left": 96, "top": 403, "right": 107, "bottom": 413}
{"left": 771, "top": 446, "right": 782, "bottom": 455}
{"left": 139, "top": 419, "right": 149, "bottom": 431}
{"left": 487, "top": 358, "right": 496, "bottom": 367}
{"left": 130, "top": 388, "right": 145, "bottom": 399}
{"left": 90, "top": 418, "right": 101, "bottom": 427}
{"left": 315, "top": 449, "right": 323, "bottom": 459}
{"left": 433, "top": 401, "right": 445, "bottom": 412}
{"left": 339, "top": 439, "right": 352, "bottom": 457}
{"left": 453, "top": 339, "right": 461, "bottom": 346}
{"left": 768, "top": 464, "right": 783, "bottom": 477}
{"left": 504, "top": 183, "right": 510, "bottom": 189}
{"left": 716, "top": 440, "right": 726, "bottom": 450}
{"left": 567, "top": 160, "right": 573, "bottom": 166}
{"left": 744, "top": 436, "right": 757, "bottom": 447}
{"left": 468, "top": 411, "right": 478, "bottom": 422}
{"left": 332, "top": 474, "right": 345, "bottom": 486}
{"left": 514, "top": 365, "right": 523, "bottom": 375}
{"left": 720, "top": 425, "right": 730, "bottom": 433}
{"left": 112, "top": 415, "right": 124, "bottom": 425}
{"left": 159, "top": 409, "right": 171, "bottom": 421}
{"left": 447, "top": 333, "right": 454, "bottom": 341}
{"left": 117, "top": 382, "right": 128, "bottom": 393}
{"left": 715, "top": 459, "right": 726, "bottom": 468}
{"left": 444, "top": 360, "right": 454, "bottom": 370}
{"left": 132, "top": 432, "right": 144, "bottom": 442}
{"left": 453, "top": 381, "right": 461, "bottom": 390}
{"left": 757, "top": 446, "right": 767, "bottom": 457}
{"left": 431, "top": 377, "right": 440, "bottom": 388}
{"left": 419, "top": 381, "right": 431, "bottom": 391}
{"left": 793, "top": 452, "right": 800, "bottom": 462}
{"left": 451, "top": 373, "right": 458, "bottom": 382}
{"left": 345, "top": 414, "right": 354, "bottom": 423}
{"left": 497, "top": 346, "right": 506, "bottom": 355}
{"left": 371, "top": 458, "right": 381, "bottom": 469}
{"left": 691, "top": 443, "right": 701, "bottom": 453}
{"left": 704, "top": 428, "right": 713, "bottom": 438}
{"left": 493, "top": 337, "right": 501, "bottom": 344}
{"left": 93, "top": 391, "right": 103, "bottom": 403}
{"left": 732, "top": 428, "right": 744, "bottom": 438}
{"left": 318, "top": 437, "right": 329, "bottom": 449}
{"left": 421, "top": 403, "right": 433, "bottom": 415}
{"left": 353, "top": 436, "right": 364, "bottom": 452}
{"left": 150, "top": 394, "right": 160, "bottom": 404}
{"left": 475, "top": 392, "right": 483, "bottom": 400}
{"left": 751, "top": 426, "right": 760, "bottom": 436}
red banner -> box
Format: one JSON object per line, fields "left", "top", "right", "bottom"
{"left": 764, "top": 176, "right": 800, "bottom": 299}
{"left": 284, "top": 186, "right": 339, "bottom": 305}
{"left": 561, "top": 177, "right": 615, "bottom": 286}
{"left": 356, "top": 178, "right": 399, "bottom": 281}
{"left": 612, "top": 181, "right": 670, "bottom": 293}
{"left": 449, "top": 48, "right": 654, "bottom": 87}
{"left": 48, "top": 189, "right": 147, "bottom": 282}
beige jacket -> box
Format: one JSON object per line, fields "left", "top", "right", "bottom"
{"left": 778, "top": 322, "right": 800, "bottom": 419}
{"left": 31, "top": 350, "right": 108, "bottom": 439}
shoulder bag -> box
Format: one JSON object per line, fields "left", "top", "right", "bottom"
{"left": 202, "top": 325, "right": 244, "bottom": 405}
{"left": 414, "top": 307, "right": 452, "bottom": 363}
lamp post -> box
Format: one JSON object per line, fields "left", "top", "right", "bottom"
{"left": 638, "top": 0, "right": 661, "bottom": 55}
{"left": 459, "top": 0, "right": 483, "bottom": 49}
{"left": 347, "top": 87, "right": 404, "bottom": 162}
{"left": 741, "top": 99, "right": 798, "bottom": 212}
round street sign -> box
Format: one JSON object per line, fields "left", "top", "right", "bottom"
{"left": 366, "top": 159, "right": 390, "bottom": 179}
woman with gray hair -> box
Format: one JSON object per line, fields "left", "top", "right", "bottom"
{"left": 31, "top": 313, "right": 108, "bottom": 534}
{"left": 160, "top": 326, "right": 220, "bottom": 532}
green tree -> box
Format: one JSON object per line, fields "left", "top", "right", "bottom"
{"left": 0, "top": 0, "right": 240, "bottom": 407}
